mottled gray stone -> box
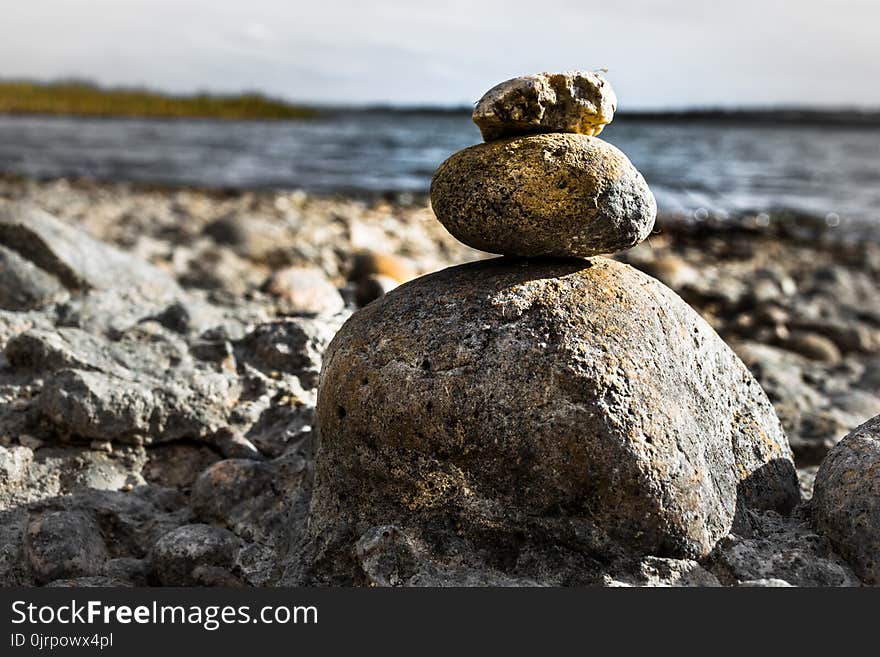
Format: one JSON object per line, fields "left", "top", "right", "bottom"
{"left": 48, "top": 447, "right": 146, "bottom": 493}
{"left": 355, "top": 525, "right": 421, "bottom": 587}
{"left": 143, "top": 444, "right": 220, "bottom": 489}
{"left": 191, "top": 459, "right": 277, "bottom": 525}
{"left": 5, "top": 327, "right": 130, "bottom": 376}
{"left": 0, "top": 244, "right": 67, "bottom": 311}
{"left": 473, "top": 71, "right": 617, "bottom": 141}
{"left": 0, "top": 202, "right": 180, "bottom": 296}
{"left": 37, "top": 368, "right": 229, "bottom": 443}
{"left": 0, "top": 510, "right": 29, "bottom": 585}
{"left": 311, "top": 257, "right": 799, "bottom": 582}
{"left": 737, "top": 578, "right": 794, "bottom": 587}
{"left": 150, "top": 523, "right": 241, "bottom": 586}
{"left": 814, "top": 415, "right": 880, "bottom": 583}
{"left": 0, "top": 446, "right": 32, "bottom": 488}
{"left": 431, "top": 134, "right": 656, "bottom": 257}
{"left": 7, "top": 326, "right": 237, "bottom": 443}
{"left": 240, "top": 316, "right": 343, "bottom": 388}
{"left": 192, "top": 455, "right": 312, "bottom": 586}
{"left": 704, "top": 509, "right": 861, "bottom": 586}
{"left": 45, "top": 576, "right": 133, "bottom": 587}
{"left": 16, "top": 488, "right": 192, "bottom": 579}
{"left": 24, "top": 509, "right": 108, "bottom": 583}
{"left": 100, "top": 557, "right": 151, "bottom": 586}
{"left": 604, "top": 557, "right": 722, "bottom": 587}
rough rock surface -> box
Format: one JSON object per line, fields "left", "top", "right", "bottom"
{"left": 240, "top": 316, "right": 340, "bottom": 389}
{"left": 0, "top": 202, "right": 180, "bottom": 296}
{"left": 472, "top": 71, "right": 617, "bottom": 141}
{"left": 309, "top": 257, "right": 799, "bottom": 583}
{"left": 704, "top": 506, "right": 861, "bottom": 586}
{"left": 150, "top": 523, "right": 242, "bottom": 586}
{"left": 0, "top": 201, "right": 331, "bottom": 587}
{"left": 0, "top": 244, "right": 68, "bottom": 311}
{"left": 618, "top": 225, "right": 880, "bottom": 465}
{"left": 431, "top": 134, "right": 656, "bottom": 257}
{"left": 9, "top": 326, "right": 237, "bottom": 444}
{"left": 813, "top": 415, "right": 880, "bottom": 583}
{"left": 25, "top": 509, "right": 109, "bottom": 583}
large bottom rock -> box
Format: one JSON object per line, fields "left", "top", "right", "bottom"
{"left": 308, "top": 257, "right": 799, "bottom": 583}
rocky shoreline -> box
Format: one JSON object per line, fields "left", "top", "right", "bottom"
{"left": 1, "top": 173, "right": 879, "bottom": 586}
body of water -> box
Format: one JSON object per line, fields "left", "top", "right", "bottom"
{"left": 1, "top": 112, "right": 878, "bottom": 225}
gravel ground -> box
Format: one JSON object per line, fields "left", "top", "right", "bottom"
{"left": 1, "top": 175, "right": 877, "bottom": 586}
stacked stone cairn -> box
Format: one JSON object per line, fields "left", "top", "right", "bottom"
{"left": 307, "top": 72, "right": 801, "bottom": 584}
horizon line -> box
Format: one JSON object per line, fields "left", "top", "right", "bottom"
{"left": 3, "top": 77, "right": 880, "bottom": 116}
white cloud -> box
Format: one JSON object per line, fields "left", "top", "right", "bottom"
{"left": 242, "top": 22, "right": 275, "bottom": 44}
{"left": 1, "top": 0, "right": 878, "bottom": 107}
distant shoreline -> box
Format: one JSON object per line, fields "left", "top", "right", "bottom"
{"left": 0, "top": 81, "right": 315, "bottom": 120}
{"left": 5, "top": 108, "right": 880, "bottom": 129}
{"left": 320, "top": 106, "right": 880, "bottom": 128}
{"left": 617, "top": 108, "right": 880, "bottom": 128}
{"left": 1, "top": 81, "right": 879, "bottom": 126}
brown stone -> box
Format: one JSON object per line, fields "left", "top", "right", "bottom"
{"left": 311, "top": 257, "right": 799, "bottom": 577}
{"left": 473, "top": 71, "right": 617, "bottom": 141}
{"left": 431, "top": 134, "right": 656, "bottom": 257}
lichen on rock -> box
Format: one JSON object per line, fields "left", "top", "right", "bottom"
{"left": 473, "top": 71, "right": 617, "bottom": 141}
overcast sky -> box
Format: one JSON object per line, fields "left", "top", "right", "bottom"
{"left": 4, "top": 0, "right": 879, "bottom": 108}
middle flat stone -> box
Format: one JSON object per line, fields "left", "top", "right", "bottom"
{"left": 430, "top": 133, "right": 656, "bottom": 258}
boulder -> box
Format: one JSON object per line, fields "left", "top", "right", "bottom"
{"left": 0, "top": 202, "right": 180, "bottom": 296}
{"left": 7, "top": 326, "right": 236, "bottom": 444}
{"left": 25, "top": 510, "right": 108, "bottom": 583}
{"left": 472, "top": 71, "right": 617, "bottom": 141}
{"left": 150, "top": 524, "right": 241, "bottom": 586}
{"left": 311, "top": 257, "right": 799, "bottom": 580}
{"left": 431, "top": 134, "right": 655, "bottom": 257}
{"left": 0, "top": 244, "right": 67, "bottom": 311}
{"left": 814, "top": 414, "right": 880, "bottom": 583}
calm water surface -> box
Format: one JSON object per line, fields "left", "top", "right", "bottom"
{"left": 1, "top": 112, "right": 878, "bottom": 225}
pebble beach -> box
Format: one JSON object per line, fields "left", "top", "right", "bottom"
{"left": 2, "top": 71, "right": 880, "bottom": 587}
{"left": 1, "top": 169, "right": 878, "bottom": 586}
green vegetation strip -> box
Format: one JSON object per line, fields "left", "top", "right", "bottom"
{"left": 0, "top": 82, "right": 315, "bottom": 120}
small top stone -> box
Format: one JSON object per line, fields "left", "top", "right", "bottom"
{"left": 473, "top": 70, "right": 617, "bottom": 141}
